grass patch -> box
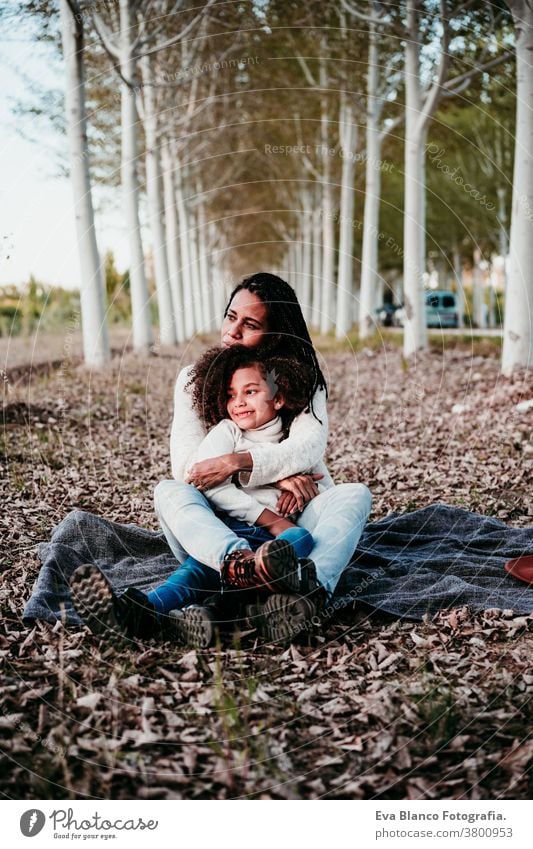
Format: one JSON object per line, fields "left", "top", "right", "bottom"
{"left": 313, "top": 328, "right": 502, "bottom": 358}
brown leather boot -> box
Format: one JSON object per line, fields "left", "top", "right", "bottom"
{"left": 220, "top": 538, "right": 302, "bottom": 594}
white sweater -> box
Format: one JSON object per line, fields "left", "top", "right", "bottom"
{"left": 193, "top": 416, "right": 331, "bottom": 525}
{"left": 169, "top": 364, "right": 333, "bottom": 490}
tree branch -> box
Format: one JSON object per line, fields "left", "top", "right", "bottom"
{"left": 379, "top": 111, "right": 405, "bottom": 144}
{"left": 443, "top": 50, "right": 513, "bottom": 91}
{"left": 92, "top": 11, "right": 120, "bottom": 61}
{"left": 417, "top": 0, "right": 450, "bottom": 133}
{"left": 136, "top": 0, "right": 216, "bottom": 57}
{"left": 293, "top": 52, "right": 318, "bottom": 88}
{"left": 293, "top": 113, "right": 321, "bottom": 180}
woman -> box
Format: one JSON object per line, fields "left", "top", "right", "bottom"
{"left": 154, "top": 272, "right": 372, "bottom": 613}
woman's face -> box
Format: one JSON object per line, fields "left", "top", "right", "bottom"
{"left": 221, "top": 290, "right": 269, "bottom": 349}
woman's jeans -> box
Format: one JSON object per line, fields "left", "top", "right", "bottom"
{"left": 147, "top": 524, "right": 313, "bottom": 614}
{"left": 153, "top": 480, "right": 372, "bottom": 599}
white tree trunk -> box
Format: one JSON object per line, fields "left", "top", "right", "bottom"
{"left": 321, "top": 183, "right": 335, "bottom": 334}
{"left": 488, "top": 265, "right": 496, "bottom": 328}
{"left": 359, "top": 19, "right": 381, "bottom": 339}
{"left": 161, "top": 139, "right": 185, "bottom": 342}
{"left": 403, "top": 1, "right": 428, "bottom": 357}
{"left": 287, "top": 241, "right": 295, "bottom": 291}
{"left": 300, "top": 198, "right": 313, "bottom": 324}
{"left": 296, "top": 238, "right": 305, "bottom": 304}
{"left": 210, "top": 222, "right": 226, "bottom": 323}
{"left": 502, "top": 0, "right": 533, "bottom": 372}
{"left": 497, "top": 186, "right": 509, "bottom": 262}
{"left": 352, "top": 280, "right": 360, "bottom": 325}
{"left": 291, "top": 241, "right": 301, "bottom": 298}
{"left": 311, "top": 203, "right": 322, "bottom": 329}
{"left": 336, "top": 98, "right": 356, "bottom": 338}
{"left": 282, "top": 252, "right": 290, "bottom": 284}
{"left": 320, "top": 58, "right": 335, "bottom": 334}
{"left": 376, "top": 274, "right": 384, "bottom": 308}
{"left": 189, "top": 208, "right": 204, "bottom": 332}
{"left": 453, "top": 246, "right": 464, "bottom": 329}
{"left": 174, "top": 152, "right": 195, "bottom": 337}
{"left": 472, "top": 247, "right": 486, "bottom": 328}
{"left": 59, "top": 0, "right": 109, "bottom": 367}
{"left": 197, "top": 193, "right": 213, "bottom": 332}
{"left": 140, "top": 55, "right": 175, "bottom": 346}
{"left": 120, "top": 0, "right": 152, "bottom": 350}
{"left": 393, "top": 274, "right": 404, "bottom": 306}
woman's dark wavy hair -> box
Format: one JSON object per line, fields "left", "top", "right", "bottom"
{"left": 225, "top": 272, "right": 327, "bottom": 415}
{"left": 186, "top": 345, "right": 315, "bottom": 438}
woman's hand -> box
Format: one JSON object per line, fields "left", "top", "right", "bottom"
{"left": 185, "top": 452, "right": 251, "bottom": 490}
{"left": 274, "top": 473, "right": 323, "bottom": 515}
{"left": 185, "top": 455, "right": 236, "bottom": 490}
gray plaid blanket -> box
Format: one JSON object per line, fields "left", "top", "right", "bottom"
{"left": 23, "top": 504, "right": 533, "bottom": 625}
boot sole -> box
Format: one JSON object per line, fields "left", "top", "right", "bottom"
{"left": 168, "top": 607, "right": 215, "bottom": 648}
{"left": 257, "top": 539, "right": 301, "bottom": 593}
{"left": 247, "top": 593, "right": 317, "bottom": 643}
{"left": 70, "top": 563, "right": 127, "bottom": 645}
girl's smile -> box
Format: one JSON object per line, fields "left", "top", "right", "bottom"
{"left": 226, "top": 365, "right": 283, "bottom": 430}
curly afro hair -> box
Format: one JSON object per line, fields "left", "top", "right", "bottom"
{"left": 224, "top": 272, "right": 327, "bottom": 413}
{"left": 186, "top": 344, "right": 315, "bottom": 437}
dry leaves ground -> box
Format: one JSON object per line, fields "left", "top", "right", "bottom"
{"left": 1, "top": 332, "right": 532, "bottom": 799}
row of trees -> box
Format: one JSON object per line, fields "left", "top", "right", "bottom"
{"left": 15, "top": 0, "right": 533, "bottom": 372}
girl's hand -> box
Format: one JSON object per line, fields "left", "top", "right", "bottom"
{"left": 185, "top": 455, "right": 238, "bottom": 489}
{"left": 274, "top": 473, "right": 323, "bottom": 513}
{"left": 276, "top": 491, "right": 299, "bottom": 517}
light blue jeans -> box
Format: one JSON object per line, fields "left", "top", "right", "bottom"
{"left": 154, "top": 480, "right": 372, "bottom": 596}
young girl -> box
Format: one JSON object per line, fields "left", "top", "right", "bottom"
{"left": 69, "top": 346, "right": 323, "bottom": 646}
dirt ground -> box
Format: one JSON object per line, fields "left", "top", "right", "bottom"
{"left": 1, "top": 335, "right": 532, "bottom": 799}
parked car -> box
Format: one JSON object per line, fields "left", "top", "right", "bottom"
{"left": 425, "top": 290, "right": 459, "bottom": 328}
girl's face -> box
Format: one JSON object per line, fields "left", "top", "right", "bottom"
{"left": 221, "top": 290, "right": 269, "bottom": 349}
{"left": 226, "top": 365, "right": 283, "bottom": 430}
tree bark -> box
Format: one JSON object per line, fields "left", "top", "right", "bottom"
{"left": 472, "top": 247, "right": 486, "bottom": 328}
{"left": 453, "top": 245, "right": 464, "bottom": 329}
{"left": 161, "top": 138, "right": 185, "bottom": 342}
{"left": 403, "top": 0, "right": 429, "bottom": 357}
{"left": 140, "top": 54, "right": 176, "bottom": 346}
{"left": 311, "top": 203, "right": 323, "bottom": 329}
{"left": 197, "top": 192, "right": 213, "bottom": 333}
{"left": 336, "top": 97, "right": 356, "bottom": 337}
{"left": 502, "top": 0, "right": 533, "bottom": 372}
{"left": 189, "top": 207, "right": 204, "bottom": 332}
{"left": 173, "top": 148, "right": 195, "bottom": 337}
{"left": 359, "top": 17, "right": 381, "bottom": 339}
{"left": 59, "top": 0, "right": 110, "bottom": 367}
{"left": 120, "top": 0, "right": 152, "bottom": 350}
{"left": 300, "top": 195, "right": 313, "bottom": 325}
{"left": 319, "top": 54, "right": 335, "bottom": 334}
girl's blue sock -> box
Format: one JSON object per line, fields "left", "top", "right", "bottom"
{"left": 147, "top": 556, "right": 221, "bottom": 614}
{"left": 277, "top": 526, "right": 314, "bottom": 559}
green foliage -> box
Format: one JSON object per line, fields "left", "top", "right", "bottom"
{"left": 0, "top": 276, "right": 79, "bottom": 337}
{"left": 104, "top": 251, "right": 131, "bottom": 324}
{"left": 0, "top": 251, "right": 132, "bottom": 337}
